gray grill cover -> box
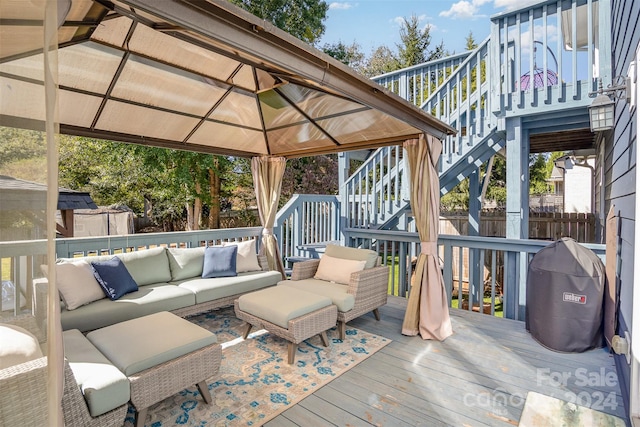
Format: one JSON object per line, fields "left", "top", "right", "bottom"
{"left": 526, "top": 237, "right": 605, "bottom": 352}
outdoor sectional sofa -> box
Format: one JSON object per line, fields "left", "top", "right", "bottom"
{"left": 34, "top": 242, "right": 282, "bottom": 333}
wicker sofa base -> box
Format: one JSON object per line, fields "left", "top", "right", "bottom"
{"left": 234, "top": 299, "right": 337, "bottom": 364}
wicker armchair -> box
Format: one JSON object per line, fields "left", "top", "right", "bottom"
{"left": 0, "top": 315, "right": 127, "bottom": 427}
{"left": 288, "top": 254, "right": 389, "bottom": 340}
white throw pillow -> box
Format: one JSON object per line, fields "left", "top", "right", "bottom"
{"left": 314, "top": 254, "right": 366, "bottom": 285}
{"left": 54, "top": 260, "right": 106, "bottom": 310}
{"left": 0, "top": 324, "right": 43, "bottom": 369}
{"left": 223, "top": 240, "right": 262, "bottom": 273}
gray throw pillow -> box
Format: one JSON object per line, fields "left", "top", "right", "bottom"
{"left": 202, "top": 246, "right": 238, "bottom": 278}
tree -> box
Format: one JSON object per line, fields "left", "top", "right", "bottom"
{"left": 397, "top": 15, "right": 432, "bottom": 68}
{"left": 465, "top": 31, "right": 478, "bottom": 51}
{"left": 228, "top": 0, "right": 329, "bottom": 44}
{"left": 281, "top": 156, "right": 338, "bottom": 204}
{"left": 361, "top": 46, "right": 400, "bottom": 77}
{"left": 322, "top": 41, "right": 365, "bottom": 71}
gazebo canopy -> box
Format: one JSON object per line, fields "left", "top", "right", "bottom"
{"left": 0, "top": 0, "right": 454, "bottom": 158}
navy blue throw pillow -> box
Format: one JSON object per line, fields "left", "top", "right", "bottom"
{"left": 202, "top": 245, "right": 238, "bottom": 278}
{"left": 91, "top": 257, "right": 138, "bottom": 300}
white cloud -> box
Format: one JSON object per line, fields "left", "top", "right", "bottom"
{"left": 439, "top": 0, "right": 489, "bottom": 19}
{"left": 494, "top": 0, "right": 539, "bottom": 12}
{"left": 391, "top": 16, "right": 405, "bottom": 26}
{"left": 329, "top": 2, "right": 356, "bottom": 10}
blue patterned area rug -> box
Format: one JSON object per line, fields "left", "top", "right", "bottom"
{"left": 123, "top": 306, "right": 391, "bottom": 427}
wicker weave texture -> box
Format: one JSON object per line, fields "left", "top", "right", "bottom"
{"left": 234, "top": 300, "right": 337, "bottom": 344}
{"left": 128, "top": 342, "right": 222, "bottom": 411}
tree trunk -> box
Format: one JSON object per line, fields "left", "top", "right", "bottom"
{"left": 208, "top": 161, "right": 221, "bottom": 229}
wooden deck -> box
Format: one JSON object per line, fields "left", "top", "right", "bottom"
{"left": 266, "top": 296, "right": 628, "bottom": 426}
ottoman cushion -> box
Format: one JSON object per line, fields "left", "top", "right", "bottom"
{"left": 63, "top": 329, "right": 130, "bottom": 417}
{"left": 86, "top": 312, "right": 217, "bottom": 376}
{"left": 278, "top": 279, "right": 356, "bottom": 312}
{"left": 238, "top": 286, "right": 332, "bottom": 329}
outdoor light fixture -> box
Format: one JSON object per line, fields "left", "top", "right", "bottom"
{"left": 588, "top": 76, "right": 630, "bottom": 132}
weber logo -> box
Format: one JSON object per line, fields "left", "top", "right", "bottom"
{"left": 563, "top": 292, "right": 586, "bottom": 304}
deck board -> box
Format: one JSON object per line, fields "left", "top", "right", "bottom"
{"left": 269, "top": 296, "right": 629, "bottom": 426}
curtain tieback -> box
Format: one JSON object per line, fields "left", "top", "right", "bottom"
{"left": 262, "top": 228, "right": 273, "bottom": 236}
{"left": 420, "top": 242, "right": 437, "bottom": 256}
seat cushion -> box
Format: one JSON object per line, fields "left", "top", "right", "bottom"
{"left": 63, "top": 329, "right": 130, "bottom": 417}
{"left": 0, "top": 324, "right": 43, "bottom": 369}
{"left": 177, "top": 270, "right": 282, "bottom": 304}
{"left": 278, "top": 279, "right": 355, "bottom": 312}
{"left": 60, "top": 284, "right": 196, "bottom": 332}
{"left": 86, "top": 312, "right": 217, "bottom": 376}
{"left": 238, "top": 286, "right": 332, "bottom": 329}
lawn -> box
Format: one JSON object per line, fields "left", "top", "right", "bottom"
{"left": 1, "top": 258, "right": 10, "bottom": 281}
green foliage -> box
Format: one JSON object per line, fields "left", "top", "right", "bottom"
{"left": 228, "top": 0, "right": 329, "bottom": 44}
{"left": 397, "top": 15, "right": 432, "bottom": 68}
{"left": 361, "top": 45, "right": 401, "bottom": 77}
{"left": 322, "top": 41, "right": 365, "bottom": 70}
{"left": 0, "top": 127, "right": 46, "bottom": 168}
{"left": 465, "top": 31, "right": 478, "bottom": 51}
{"left": 281, "top": 156, "right": 338, "bottom": 204}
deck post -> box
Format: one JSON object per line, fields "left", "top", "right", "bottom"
{"left": 338, "top": 152, "right": 350, "bottom": 244}
{"left": 505, "top": 117, "right": 529, "bottom": 319}
{"left": 468, "top": 167, "right": 482, "bottom": 309}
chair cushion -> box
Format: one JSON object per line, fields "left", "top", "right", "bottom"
{"left": 238, "top": 286, "right": 332, "bottom": 329}
{"left": 0, "top": 324, "right": 43, "bottom": 369}
{"left": 53, "top": 260, "right": 105, "bottom": 310}
{"left": 223, "top": 239, "right": 261, "bottom": 273}
{"left": 86, "top": 312, "right": 217, "bottom": 376}
{"left": 202, "top": 246, "right": 237, "bottom": 278}
{"left": 324, "top": 244, "right": 378, "bottom": 269}
{"left": 63, "top": 329, "right": 130, "bottom": 417}
{"left": 91, "top": 257, "right": 138, "bottom": 300}
{"left": 167, "top": 247, "right": 205, "bottom": 281}
{"left": 278, "top": 279, "right": 355, "bottom": 312}
{"left": 314, "top": 254, "right": 366, "bottom": 285}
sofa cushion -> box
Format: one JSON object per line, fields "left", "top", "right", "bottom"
{"left": 0, "top": 324, "right": 43, "bottom": 369}
{"left": 60, "top": 283, "right": 196, "bottom": 332}
{"left": 167, "top": 247, "right": 205, "bottom": 281}
{"left": 202, "top": 245, "right": 237, "bottom": 278}
{"left": 86, "top": 312, "right": 217, "bottom": 376}
{"left": 324, "top": 244, "right": 378, "bottom": 269}
{"left": 117, "top": 247, "right": 172, "bottom": 286}
{"left": 53, "top": 260, "right": 105, "bottom": 310}
{"left": 278, "top": 279, "right": 356, "bottom": 312}
{"left": 63, "top": 329, "right": 130, "bottom": 417}
{"left": 314, "top": 255, "right": 366, "bottom": 285}
{"left": 222, "top": 239, "right": 261, "bottom": 273}
{"left": 91, "top": 257, "right": 138, "bottom": 300}
{"left": 238, "top": 286, "right": 332, "bottom": 329}
{"left": 177, "top": 270, "right": 282, "bottom": 304}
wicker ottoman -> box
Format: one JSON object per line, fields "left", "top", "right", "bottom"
{"left": 234, "top": 287, "right": 338, "bottom": 364}
{"left": 86, "top": 312, "right": 222, "bottom": 427}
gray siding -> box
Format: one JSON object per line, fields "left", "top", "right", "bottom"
{"left": 606, "top": 0, "right": 640, "bottom": 415}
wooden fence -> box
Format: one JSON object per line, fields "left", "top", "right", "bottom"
{"left": 438, "top": 212, "right": 596, "bottom": 298}
{"left": 439, "top": 212, "right": 596, "bottom": 242}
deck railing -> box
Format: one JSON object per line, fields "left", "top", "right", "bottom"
{"left": 1, "top": 227, "right": 606, "bottom": 321}
{"left": 274, "top": 194, "right": 340, "bottom": 262}
{"left": 343, "top": 228, "right": 605, "bottom": 320}
{"left": 341, "top": 145, "right": 406, "bottom": 229}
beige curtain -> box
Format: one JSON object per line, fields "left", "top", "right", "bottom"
{"left": 401, "top": 134, "right": 453, "bottom": 341}
{"left": 251, "top": 156, "right": 287, "bottom": 279}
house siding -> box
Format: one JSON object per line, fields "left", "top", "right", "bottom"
{"left": 606, "top": 0, "right": 640, "bottom": 417}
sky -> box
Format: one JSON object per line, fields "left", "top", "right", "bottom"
{"left": 319, "top": 0, "right": 530, "bottom": 55}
